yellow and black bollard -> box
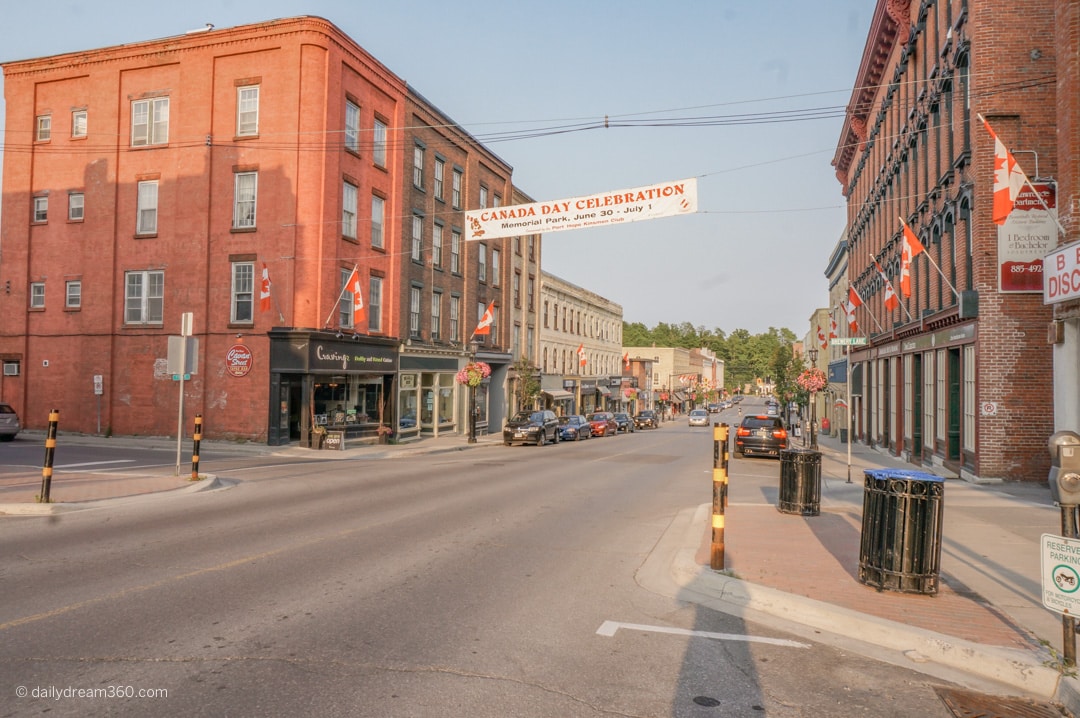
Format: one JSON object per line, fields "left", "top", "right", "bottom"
{"left": 39, "top": 409, "right": 60, "bottom": 503}
{"left": 191, "top": 414, "right": 203, "bottom": 480}
{"left": 711, "top": 422, "right": 730, "bottom": 570}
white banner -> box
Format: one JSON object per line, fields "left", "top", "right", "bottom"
{"left": 464, "top": 178, "right": 697, "bottom": 241}
{"left": 998, "top": 182, "right": 1056, "bottom": 293}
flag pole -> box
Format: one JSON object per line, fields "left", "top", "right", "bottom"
{"left": 323, "top": 264, "right": 358, "bottom": 329}
{"left": 899, "top": 217, "right": 959, "bottom": 300}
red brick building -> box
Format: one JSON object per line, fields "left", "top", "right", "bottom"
{"left": 832, "top": 0, "right": 1060, "bottom": 481}
{"left": 0, "top": 16, "right": 539, "bottom": 445}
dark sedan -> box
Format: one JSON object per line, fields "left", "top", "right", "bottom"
{"left": 612, "top": 412, "right": 635, "bottom": 434}
{"left": 633, "top": 410, "right": 659, "bottom": 429}
{"left": 503, "top": 410, "right": 560, "bottom": 446}
{"left": 734, "top": 415, "right": 789, "bottom": 458}
{"left": 587, "top": 412, "right": 618, "bottom": 437}
{"left": 558, "top": 414, "right": 592, "bottom": 441}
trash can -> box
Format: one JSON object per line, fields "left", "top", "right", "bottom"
{"left": 858, "top": 470, "right": 944, "bottom": 595}
{"left": 839, "top": 428, "right": 848, "bottom": 444}
{"left": 777, "top": 448, "right": 821, "bottom": 516}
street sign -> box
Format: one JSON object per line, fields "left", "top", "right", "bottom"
{"left": 1041, "top": 533, "right": 1080, "bottom": 615}
{"left": 831, "top": 337, "right": 868, "bottom": 346}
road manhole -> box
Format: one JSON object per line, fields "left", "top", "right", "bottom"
{"left": 935, "top": 686, "right": 1071, "bottom": 718}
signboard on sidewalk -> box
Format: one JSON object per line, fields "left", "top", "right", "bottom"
{"left": 1041, "top": 533, "right": 1080, "bottom": 615}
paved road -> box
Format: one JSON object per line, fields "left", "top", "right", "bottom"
{"left": 2, "top": 424, "right": 962, "bottom": 717}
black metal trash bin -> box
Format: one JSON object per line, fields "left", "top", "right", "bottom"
{"left": 839, "top": 428, "right": 848, "bottom": 444}
{"left": 777, "top": 448, "right": 821, "bottom": 516}
{"left": 858, "top": 470, "right": 944, "bottom": 595}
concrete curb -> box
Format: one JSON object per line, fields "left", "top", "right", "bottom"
{"left": 0, "top": 475, "right": 233, "bottom": 515}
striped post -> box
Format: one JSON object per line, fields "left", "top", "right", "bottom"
{"left": 39, "top": 409, "right": 60, "bottom": 503}
{"left": 711, "top": 422, "right": 730, "bottom": 570}
{"left": 191, "top": 414, "right": 203, "bottom": 480}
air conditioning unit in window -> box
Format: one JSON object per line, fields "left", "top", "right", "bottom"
{"left": 3, "top": 362, "right": 19, "bottom": 376}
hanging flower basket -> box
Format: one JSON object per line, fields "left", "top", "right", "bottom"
{"left": 456, "top": 361, "right": 491, "bottom": 387}
{"left": 796, "top": 367, "right": 828, "bottom": 393}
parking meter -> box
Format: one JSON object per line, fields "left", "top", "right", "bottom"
{"left": 1048, "top": 431, "right": 1080, "bottom": 505}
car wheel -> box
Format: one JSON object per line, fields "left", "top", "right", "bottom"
{"left": 537, "top": 431, "right": 545, "bottom": 447}
{"left": 504, "top": 441, "right": 512, "bottom": 446}
{"left": 552, "top": 429, "right": 559, "bottom": 445}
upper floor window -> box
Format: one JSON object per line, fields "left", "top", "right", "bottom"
{"left": 231, "top": 262, "right": 255, "bottom": 324}
{"left": 233, "top": 172, "right": 257, "bottom": 229}
{"left": 450, "top": 295, "right": 460, "bottom": 341}
{"left": 452, "top": 168, "right": 463, "bottom": 209}
{"left": 409, "top": 286, "right": 422, "bottom": 338}
{"left": 132, "top": 97, "right": 169, "bottom": 146}
{"left": 124, "top": 270, "right": 164, "bottom": 324}
{"left": 35, "top": 115, "right": 51, "bottom": 141}
{"left": 432, "top": 223, "right": 443, "bottom": 268}
{"left": 528, "top": 276, "right": 535, "bottom": 310}
{"left": 344, "top": 100, "right": 360, "bottom": 152}
{"left": 368, "top": 276, "right": 383, "bottom": 333}
{"left": 68, "top": 193, "right": 84, "bottom": 221}
{"left": 412, "top": 215, "right": 423, "bottom": 262}
{"left": 32, "top": 196, "right": 48, "bottom": 223}
{"left": 237, "top": 86, "right": 259, "bottom": 136}
{"left": 29, "top": 282, "right": 45, "bottom": 309}
{"left": 431, "top": 290, "right": 442, "bottom": 341}
{"left": 513, "top": 271, "right": 521, "bottom": 307}
{"left": 413, "top": 144, "right": 425, "bottom": 189}
{"left": 371, "top": 195, "right": 385, "bottom": 248}
{"left": 71, "top": 110, "right": 87, "bottom": 138}
{"left": 136, "top": 181, "right": 158, "bottom": 235}
{"left": 373, "top": 118, "right": 387, "bottom": 167}
{"left": 478, "top": 244, "right": 487, "bottom": 282}
{"left": 65, "top": 280, "right": 82, "bottom": 309}
{"left": 434, "top": 157, "right": 445, "bottom": 200}
{"left": 479, "top": 185, "right": 488, "bottom": 209}
{"left": 451, "top": 230, "right": 461, "bottom": 274}
{"left": 342, "top": 182, "right": 358, "bottom": 239}
{"left": 491, "top": 249, "right": 500, "bottom": 287}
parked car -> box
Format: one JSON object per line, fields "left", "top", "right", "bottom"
{"left": 558, "top": 414, "right": 592, "bottom": 441}
{"left": 587, "top": 411, "right": 618, "bottom": 437}
{"left": 0, "top": 403, "right": 19, "bottom": 441}
{"left": 735, "top": 414, "right": 789, "bottom": 458}
{"left": 633, "top": 410, "right": 659, "bottom": 429}
{"left": 612, "top": 412, "right": 635, "bottom": 434}
{"left": 707, "top": 403, "right": 721, "bottom": 413}
{"left": 503, "top": 410, "right": 560, "bottom": 446}
{"left": 688, "top": 409, "right": 710, "bottom": 427}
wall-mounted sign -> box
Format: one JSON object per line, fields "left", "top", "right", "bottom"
{"left": 999, "top": 182, "right": 1055, "bottom": 293}
{"left": 226, "top": 344, "right": 253, "bottom": 377}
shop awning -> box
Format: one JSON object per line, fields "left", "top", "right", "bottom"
{"left": 596, "top": 386, "right": 611, "bottom": 396}
{"left": 673, "top": 392, "right": 686, "bottom": 402}
{"left": 834, "top": 398, "right": 849, "bottom": 408}
{"left": 543, "top": 390, "right": 574, "bottom": 401}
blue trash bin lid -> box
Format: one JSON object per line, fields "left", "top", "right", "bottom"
{"left": 863, "top": 469, "right": 944, "bottom": 483}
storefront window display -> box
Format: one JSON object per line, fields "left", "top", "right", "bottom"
{"left": 399, "top": 372, "right": 461, "bottom": 436}
{"left": 312, "top": 376, "right": 384, "bottom": 429}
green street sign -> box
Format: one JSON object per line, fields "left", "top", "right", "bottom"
{"left": 831, "top": 337, "right": 868, "bottom": 346}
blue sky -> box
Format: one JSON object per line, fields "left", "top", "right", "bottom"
{"left": 0, "top": 1, "right": 871, "bottom": 337}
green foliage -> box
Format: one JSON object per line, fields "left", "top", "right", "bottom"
{"left": 513, "top": 357, "right": 542, "bottom": 409}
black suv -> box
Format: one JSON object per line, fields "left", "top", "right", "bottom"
{"left": 503, "top": 410, "right": 560, "bottom": 446}
{"left": 633, "top": 410, "right": 659, "bottom": 429}
{"left": 612, "top": 412, "right": 635, "bottom": 433}
{"left": 734, "top": 415, "right": 788, "bottom": 458}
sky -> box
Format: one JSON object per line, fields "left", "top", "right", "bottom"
{"left": 0, "top": 1, "right": 872, "bottom": 338}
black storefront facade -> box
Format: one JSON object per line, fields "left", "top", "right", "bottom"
{"left": 267, "top": 328, "right": 400, "bottom": 447}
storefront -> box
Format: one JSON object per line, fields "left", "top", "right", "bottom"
{"left": 267, "top": 329, "right": 399, "bottom": 447}
{"left": 397, "top": 354, "right": 463, "bottom": 440}
{"left": 541, "top": 375, "right": 574, "bottom": 415}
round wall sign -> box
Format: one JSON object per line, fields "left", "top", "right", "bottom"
{"left": 226, "top": 344, "right": 253, "bottom": 377}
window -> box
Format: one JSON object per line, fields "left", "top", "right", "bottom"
{"left": 450, "top": 295, "right": 460, "bottom": 341}
{"left": 528, "top": 236, "right": 535, "bottom": 260}
{"left": 237, "top": 86, "right": 259, "bottom": 136}
{"left": 528, "top": 275, "right": 535, "bottom": 311}
{"left": 72, "top": 110, "right": 87, "bottom": 138}
{"left": 479, "top": 185, "right": 488, "bottom": 209}
{"left": 434, "top": 157, "right": 445, "bottom": 199}
{"left": 543, "top": 300, "right": 549, "bottom": 327}
{"left": 371, "top": 195, "right": 385, "bottom": 248}
{"left": 452, "top": 168, "right": 463, "bottom": 209}
{"left": 33, "top": 196, "right": 48, "bottom": 223}
{"left": 431, "top": 290, "right": 442, "bottom": 340}
{"left": 30, "top": 282, "right": 45, "bottom": 309}
{"left": 512, "top": 322, "right": 521, "bottom": 357}
{"left": 526, "top": 326, "right": 534, "bottom": 361}
{"left": 432, "top": 223, "right": 443, "bottom": 267}
{"left": 491, "top": 249, "right": 500, "bottom": 286}
{"left": 413, "top": 144, "right": 425, "bottom": 189}
{"left": 137, "top": 181, "right": 157, "bottom": 234}
{"left": 412, "top": 214, "right": 423, "bottom": 262}
{"left": 493, "top": 194, "right": 501, "bottom": 208}
{"left": 373, "top": 118, "right": 387, "bottom": 167}
{"left": 410, "top": 286, "right": 421, "bottom": 338}
{"left": 339, "top": 268, "right": 355, "bottom": 328}
{"left": 476, "top": 302, "right": 487, "bottom": 344}
{"left": 3, "top": 361, "right": 20, "bottom": 377}
{"left": 342, "top": 182, "right": 358, "bottom": 239}
{"left": 131, "top": 97, "right": 169, "bottom": 146}
{"left": 68, "top": 193, "right": 84, "bottom": 221}
{"left": 478, "top": 244, "right": 487, "bottom": 282}
{"left": 36, "top": 115, "right": 51, "bottom": 141}
{"left": 231, "top": 262, "right": 255, "bottom": 323}
{"left": 344, "top": 100, "right": 360, "bottom": 152}
{"left": 233, "top": 172, "right": 257, "bottom": 229}
{"left": 65, "top": 280, "right": 82, "bottom": 309}
{"left": 513, "top": 271, "right": 521, "bottom": 307}
{"left": 451, "top": 230, "right": 461, "bottom": 273}
{"left": 124, "top": 270, "right": 164, "bottom": 324}
{"left": 368, "top": 276, "right": 382, "bottom": 333}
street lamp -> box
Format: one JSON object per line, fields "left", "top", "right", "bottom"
{"left": 807, "top": 348, "right": 818, "bottom": 449}
{"left": 468, "top": 341, "right": 479, "bottom": 444}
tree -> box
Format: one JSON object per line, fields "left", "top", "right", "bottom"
{"left": 512, "top": 357, "right": 541, "bottom": 410}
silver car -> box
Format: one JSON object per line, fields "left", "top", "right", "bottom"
{"left": 688, "top": 409, "right": 710, "bottom": 427}
{"left": 0, "top": 403, "right": 20, "bottom": 441}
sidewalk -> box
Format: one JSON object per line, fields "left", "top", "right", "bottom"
{"left": 3, "top": 428, "right": 1078, "bottom": 711}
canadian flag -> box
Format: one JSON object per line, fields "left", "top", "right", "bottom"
{"left": 874, "top": 259, "right": 899, "bottom": 312}
{"left": 259, "top": 263, "right": 272, "bottom": 312}
{"left": 577, "top": 343, "right": 586, "bottom": 367}
{"left": 817, "top": 325, "right": 827, "bottom": 349}
{"left": 844, "top": 286, "right": 862, "bottom": 333}
{"left": 623, "top": 351, "right": 629, "bottom": 370}
{"left": 829, "top": 315, "right": 838, "bottom": 340}
{"left": 899, "top": 219, "right": 927, "bottom": 298}
{"left": 344, "top": 266, "right": 366, "bottom": 322}
{"left": 474, "top": 301, "right": 495, "bottom": 335}
{"left": 981, "top": 115, "right": 1029, "bottom": 225}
